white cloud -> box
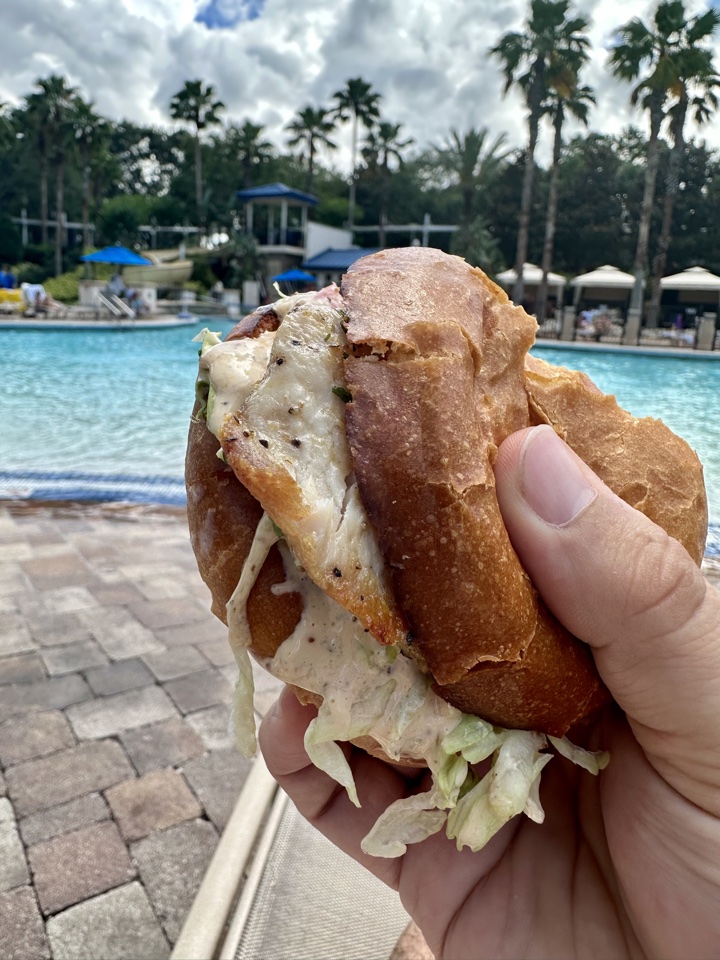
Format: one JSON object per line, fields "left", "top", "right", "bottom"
{"left": 2, "top": 0, "right": 720, "bottom": 175}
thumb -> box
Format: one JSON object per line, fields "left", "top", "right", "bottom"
{"left": 495, "top": 424, "right": 720, "bottom": 810}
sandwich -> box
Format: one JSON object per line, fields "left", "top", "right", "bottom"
{"left": 185, "top": 247, "right": 707, "bottom": 857}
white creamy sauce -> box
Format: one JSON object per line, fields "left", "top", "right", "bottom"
{"left": 259, "top": 538, "right": 462, "bottom": 764}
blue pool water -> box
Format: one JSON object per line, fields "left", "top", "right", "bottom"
{"left": 1, "top": 326, "right": 719, "bottom": 528}
{"left": 0, "top": 320, "right": 238, "bottom": 503}
{"left": 533, "top": 345, "right": 720, "bottom": 523}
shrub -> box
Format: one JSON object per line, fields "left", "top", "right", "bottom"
{"left": 44, "top": 268, "right": 82, "bottom": 303}
{"left": 15, "top": 262, "right": 47, "bottom": 285}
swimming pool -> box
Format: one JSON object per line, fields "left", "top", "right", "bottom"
{"left": 0, "top": 320, "right": 238, "bottom": 503}
{"left": 1, "top": 326, "right": 719, "bottom": 528}
{"left": 534, "top": 346, "right": 720, "bottom": 520}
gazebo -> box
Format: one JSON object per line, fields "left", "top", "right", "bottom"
{"left": 660, "top": 266, "right": 720, "bottom": 328}
{"left": 236, "top": 182, "right": 319, "bottom": 301}
{"left": 496, "top": 262, "right": 566, "bottom": 314}
{"left": 571, "top": 264, "right": 636, "bottom": 313}
{"left": 236, "top": 182, "right": 317, "bottom": 251}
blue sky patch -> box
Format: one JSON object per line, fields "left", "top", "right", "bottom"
{"left": 195, "top": 0, "right": 264, "bottom": 29}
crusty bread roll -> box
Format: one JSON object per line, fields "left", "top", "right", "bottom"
{"left": 186, "top": 248, "right": 707, "bottom": 741}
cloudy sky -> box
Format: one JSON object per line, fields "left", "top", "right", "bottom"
{"left": 3, "top": 0, "right": 719, "bottom": 171}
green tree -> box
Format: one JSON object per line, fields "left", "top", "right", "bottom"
{"left": 97, "top": 194, "right": 152, "bottom": 246}
{"left": 361, "top": 121, "right": 414, "bottom": 245}
{"left": 609, "top": 1, "right": 719, "bottom": 320}
{"left": 647, "top": 12, "right": 720, "bottom": 323}
{"left": 231, "top": 120, "right": 274, "bottom": 189}
{"left": 491, "top": 0, "right": 591, "bottom": 302}
{"left": 536, "top": 79, "right": 595, "bottom": 323}
{"left": 432, "top": 127, "right": 508, "bottom": 233}
{"left": 450, "top": 215, "right": 504, "bottom": 274}
{"left": 25, "top": 76, "right": 78, "bottom": 263}
{"left": 169, "top": 80, "right": 225, "bottom": 232}
{"left": 666, "top": 139, "right": 720, "bottom": 275}
{"left": 286, "top": 106, "right": 337, "bottom": 194}
{"left": 71, "top": 97, "right": 110, "bottom": 249}
{"left": 28, "top": 76, "right": 79, "bottom": 274}
{"left": 332, "top": 77, "right": 382, "bottom": 229}
{"left": 0, "top": 101, "right": 13, "bottom": 149}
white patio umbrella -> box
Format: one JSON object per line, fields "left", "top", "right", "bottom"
{"left": 660, "top": 266, "right": 720, "bottom": 321}
{"left": 570, "top": 264, "right": 637, "bottom": 308}
{"left": 495, "top": 262, "right": 565, "bottom": 311}
{"left": 659, "top": 265, "right": 720, "bottom": 291}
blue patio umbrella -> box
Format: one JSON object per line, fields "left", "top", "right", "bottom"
{"left": 81, "top": 246, "right": 153, "bottom": 266}
{"left": 272, "top": 268, "right": 316, "bottom": 283}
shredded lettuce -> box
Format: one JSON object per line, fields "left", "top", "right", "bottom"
{"left": 192, "top": 328, "right": 222, "bottom": 420}
{"left": 192, "top": 327, "right": 222, "bottom": 354}
{"left": 225, "top": 513, "right": 281, "bottom": 759}
{"left": 226, "top": 514, "right": 609, "bottom": 857}
{"left": 361, "top": 793, "right": 449, "bottom": 858}
{"left": 548, "top": 735, "right": 610, "bottom": 774}
{"left": 446, "top": 731, "right": 553, "bottom": 852}
{"left": 230, "top": 647, "right": 257, "bottom": 757}
{"left": 305, "top": 681, "right": 397, "bottom": 807}
{"left": 441, "top": 714, "right": 504, "bottom": 764}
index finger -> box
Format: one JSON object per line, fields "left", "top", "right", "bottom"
{"left": 259, "top": 686, "right": 405, "bottom": 889}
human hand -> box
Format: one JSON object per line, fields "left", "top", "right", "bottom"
{"left": 259, "top": 424, "right": 720, "bottom": 959}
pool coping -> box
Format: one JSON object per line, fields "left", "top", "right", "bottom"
{"left": 0, "top": 472, "right": 186, "bottom": 506}
{"left": 534, "top": 337, "right": 720, "bottom": 360}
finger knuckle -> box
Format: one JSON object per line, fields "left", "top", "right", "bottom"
{"left": 622, "top": 530, "right": 705, "bottom": 637}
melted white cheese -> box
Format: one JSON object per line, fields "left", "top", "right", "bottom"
{"left": 200, "top": 331, "right": 275, "bottom": 439}
{"left": 224, "top": 297, "right": 402, "bottom": 641}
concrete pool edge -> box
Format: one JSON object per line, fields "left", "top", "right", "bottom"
{"left": 0, "top": 471, "right": 186, "bottom": 506}
{"left": 534, "top": 337, "right": 720, "bottom": 360}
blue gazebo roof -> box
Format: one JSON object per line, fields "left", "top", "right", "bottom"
{"left": 236, "top": 182, "right": 318, "bottom": 205}
{"left": 303, "top": 248, "right": 380, "bottom": 271}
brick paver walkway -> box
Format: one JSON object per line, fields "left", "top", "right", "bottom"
{"left": 0, "top": 500, "right": 281, "bottom": 960}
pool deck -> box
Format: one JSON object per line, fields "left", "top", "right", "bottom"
{"left": 0, "top": 316, "right": 200, "bottom": 331}
{"left": 534, "top": 334, "right": 720, "bottom": 359}
{"left": 2, "top": 499, "right": 720, "bottom": 960}
{"left": 0, "top": 500, "right": 281, "bottom": 960}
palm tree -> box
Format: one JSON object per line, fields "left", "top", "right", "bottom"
{"left": 609, "top": 2, "right": 718, "bottom": 318}
{"left": 536, "top": 79, "right": 595, "bottom": 324}
{"left": 27, "top": 76, "right": 79, "bottom": 274}
{"left": 332, "top": 78, "right": 382, "bottom": 229}
{"left": 361, "top": 121, "right": 414, "bottom": 246}
{"left": 72, "top": 97, "right": 109, "bottom": 249}
{"left": 230, "top": 120, "right": 274, "bottom": 189}
{"left": 646, "top": 19, "right": 720, "bottom": 323}
{"left": 0, "top": 101, "right": 13, "bottom": 148}
{"left": 491, "top": 0, "right": 591, "bottom": 303}
{"left": 286, "top": 106, "right": 337, "bottom": 193}
{"left": 169, "top": 80, "right": 225, "bottom": 232}
{"left": 25, "top": 75, "right": 77, "bottom": 257}
{"left": 23, "top": 99, "right": 49, "bottom": 245}
{"left": 433, "top": 127, "right": 509, "bottom": 231}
